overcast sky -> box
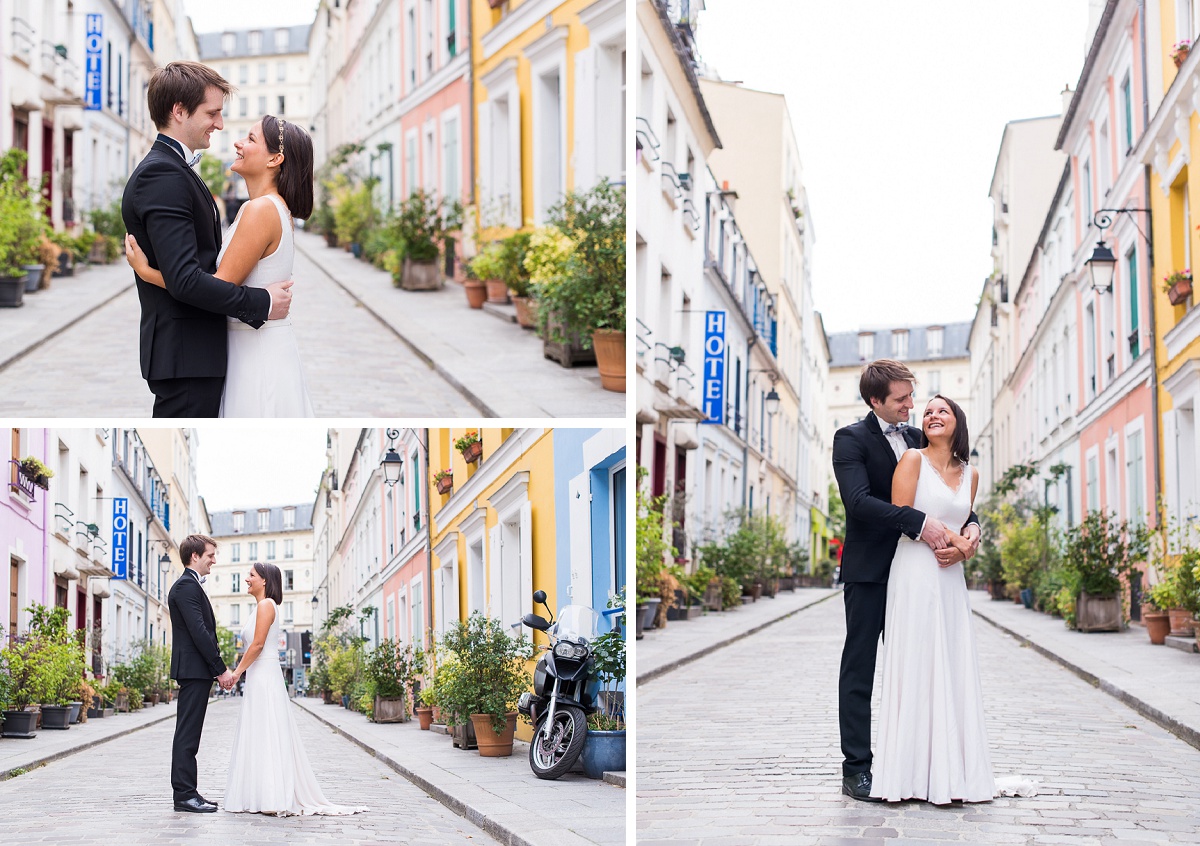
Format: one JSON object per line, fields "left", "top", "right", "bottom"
{"left": 193, "top": 426, "right": 328, "bottom": 513}
{"left": 695, "top": 0, "right": 1091, "bottom": 333}
{"left": 182, "top": 0, "right": 320, "bottom": 34}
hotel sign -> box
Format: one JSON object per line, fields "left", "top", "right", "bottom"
{"left": 111, "top": 497, "right": 128, "bottom": 579}
{"left": 702, "top": 310, "right": 726, "bottom": 425}
{"left": 85, "top": 15, "right": 103, "bottom": 111}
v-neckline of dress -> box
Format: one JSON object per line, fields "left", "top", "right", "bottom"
{"left": 919, "top": 450, "right": 968, "bottom": 495}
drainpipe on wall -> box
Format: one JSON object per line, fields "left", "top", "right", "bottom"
{"left": 423, "top": 428, "right": 434, "bottom": 653}
{"left": 1138, "top": 0, "right": 1163, "bottom": 529}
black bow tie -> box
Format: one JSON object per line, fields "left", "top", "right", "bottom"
{"left": 883, "top": 422, "right": 908, "bottom": 435}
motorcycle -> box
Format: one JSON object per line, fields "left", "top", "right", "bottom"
{"left": 517, "top": 590, "right": 606, "bottom": 779}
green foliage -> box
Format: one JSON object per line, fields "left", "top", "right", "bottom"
{"left": 87, "top": 197, "right": 126, "bottom": 242}
{"left": 993, "top": 461, "right": 1039, "bottom": 497}
{"left": 0, "top": 149, "right": 48, "bottom": 276}
{"left": 635, "top": 466, "right": 675, "bottom": 605}
{"left": 498, "top": 230, "right": 533, "bottom": 296}
{"left": 199, "top": 153, "right": 226, "bottom": 198}
{"left": 0, "top": 638, "right": 53, "bottom": 710}
{"left": 468, "top": 241, "right": 505, "bottom": 280}
{"left": 215, "top": 625, "right": 237, "bottom": 668}
{"left": 110, "top": 639, "right": 169, "bottom": 697}
{"left": 333, "top": 180, "right": 378, "bottom": 247}
{"left": 827, "top": 481, "right": 846, "bottom": 541}
{"left": 437, "top": 612, "right": 532, "bottom": 734}
{"left": 999, "top": 505, "right": 1056, "bottom": 593}
{"left": 389, "top": 190, "right": 456, "bottom": 262}
{"left": 365, "top": 638, "right": 422, "bottom": 700}
{"left": 326, "top": 641, "right": 365, "bottom": 698}
{"left": 695, "top": 510, "right": 790, "bottom": 592}
{"left": 1062, "top": 510, "right": 1150, "bottom": 597}
{"left": 591, "top": 593, "right": 626, "bottom": 729}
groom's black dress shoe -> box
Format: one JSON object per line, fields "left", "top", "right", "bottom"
{"left": 842, "top": 772, "right": 883, "bottom": 802}
{"left": 174, "top": 797, "right": 218, "bottom": 813}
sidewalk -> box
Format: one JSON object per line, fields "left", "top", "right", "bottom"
{"left": 0, "top": 261, "right": 131, "bottom": 371}
{"left": 970, "top": 591, "right": 1200, "bottom": 751}
{"left": 292, "top": 230, "right": 625, "bottom": 418}
{"left": 636, "top": 587, "right": 840, "bottom": 684}
{"left": 292, "top": 696, "right": 625, "bottom": 846}
{"left": 0, "top": 699, "right": 179, "bottom": 781}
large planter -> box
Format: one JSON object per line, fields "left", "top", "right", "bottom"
{"left": 1144, "top": 611, "right": 1171, "bottom": 645}
{"left": 1168, "top": 278, "right": 1193, "bottom": 306}
{"left": 591, "top": 329, "right": 626, "bottom": 392}
{"left": 416, "top": 706, "right": 434, "bottom": 730}
{"left": 400, "top": 257, "right": 443, "bottom": 290}
{"left": 0, "top": 274, "right": 25, "bottom": 307}
{"left": 1076, "top": 591, "right": 1121, "bottom": 632}
{"left": 512, "top": 296, "right": 537, "bottom": 328}
{"left": 40, "top": 704, "right": 72, "bottom": 729}
{"left": 52, "top": 249, "right": 74, "bottom": 277}
{"left": 23, "top": 264, "right": 44, "bottom": 293}
{"left": 463, "top": 279, "right": 486, "bottom": 308}
{"left": 641, "top": 597, "right": 661, "bottom": 630}
{"left": 1020, "top": 588, "right": 1034, "bottom": 609}
{"left": 451, "top": 720, "right": 478, "bottom": 750}
{"left": 635, "top": 603, "right": 648, "bottom": 639}
{"left": 373, "top": 695, "right": 409, "bottom": 723}
{"left": 470, "top": 712, "right": 517, "bottom": 757}
{"left": 435, "top": 475, "right": 453, "bottom": 495}
{"left": 484, "top": 278, "right": 509, "bottom": 304}
{"left": 1, "top": 709, "right": 37, "bottom": 738}
{"left": 460, "top": 440, "right": 483, "bottom": 464}
{"left": 1167, "top": 608, "right": 1196, "bottom": 636}
{"left": 68, "top": 701, "right": 83, "bottom": 724}
{"left": 543, "top": 311, "right": 596, "bottom": 368}
{"left": 580, "top": 729, "right": 626, "bottom": 779}
{"left": 87, "top": 706, "right": 114, "bottom": 719}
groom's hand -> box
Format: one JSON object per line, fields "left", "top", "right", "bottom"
{"left": 920, "top": 517, "right": 949, "bottom": 550}
{"left": 266, "top": 280, "right": 294, "bottom": 320}
{"left": 217, "top": 670, "right": 235, "bottom": 690}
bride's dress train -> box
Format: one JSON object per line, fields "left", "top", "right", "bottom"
{"left": 870, "top": 451, "right": 1037, "bottom": 804}
{"left": 223, "top": 601, "right": 366, "bottom": 816}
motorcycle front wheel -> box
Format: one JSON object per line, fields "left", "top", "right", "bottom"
{"left": 529, "top": 704, "right": 587, "bottom": 780}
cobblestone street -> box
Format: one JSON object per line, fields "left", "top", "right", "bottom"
{"left": 0, "top": 697, "right": 499, "bottom": 845}
{"left": 636, "top": 592, "right": 1200, "bottom": 845}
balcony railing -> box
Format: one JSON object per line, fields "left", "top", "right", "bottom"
{"left": 635, "top": 116, "right": 660, "bottom": 165}
{"left": 11, "top": 17, "right": 34, "bottom": 63}
{"left": 54, "top": 502, "right": 74, "bottom": 539}
{"left": 9, "top": 460, "right": 36, "bottom": 500}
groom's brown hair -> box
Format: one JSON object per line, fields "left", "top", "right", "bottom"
{"left": 180, "top": 534, "right": 216, "bottom": 568}
{"left": 147, "top": 62, "right": 234, "bottom": 130}
{"left": 859, "top": 358, "right": 916, "bottom": 409}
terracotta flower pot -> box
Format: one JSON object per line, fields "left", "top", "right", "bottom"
{"left": 512, "top": 296, "right": 536, "bottom": 328}
{"left": 591, "top": 329, "right": 626, "bottom": 392}
{"left": 416, "top": 706, "right": 434, "bottom": 730}
{"left": 484, "top": 278, "right": 508, "bottom": 303}
{"left": 436, "top": 475, "right": 453, "bottom": 495}
{"left": 470, "top": 712, "right": 517, "bottom": 757}
{"left": 1174, "top": 47, "right": 1190, "bottom": 68}
{"left": 1144, "top": 611, "right": 1171, "bottom": 645}
{"left": 1168, "top": 278, "right": 1192, "bottom": 306}
{"left": 1167, "top": 607, "right": 1196, "bottom": 636}
{"left": 464, "top": 279, "right": 486, "bottom": 309}
{"left": 460, "top": 440, "right": 482, "bottom": 464}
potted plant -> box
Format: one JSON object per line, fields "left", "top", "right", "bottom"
{"left": 580, "top": 595, "right": 626, "bottom": 779}
{"left": 327, "top": 640, "right": 365, "bottom": 709}
{"left": 19, "top": 455, "right": 53, "bottom": 490}
{"left": 499, "top": 231, "right": 535, "bottom": 327}
{"left": 1062, "top": 510, "right": 1149, "bottom": 632}
{"left": 1163, "top": 269, "right": 1193, "bottom": 306}
{"left": 1, "top": 635, "right": 50, "bottom": 738}
{"left": 391, "top": 190, "right": 457, "bottom": 291}
{"left": 1142, "top": 583, "right": 1172, "bottom": 645}
{"left": 1172, "top": 39, "right": 1191, "bottom": 67}
{"left": 364, "top": 638, "right": 420, "bottom": 723}
{"left": 0, "top": 150, "right": 45, "bottom": 308}
{"left": 468, "top": 242, "right": 509, "bottom": 304}
{"left": 454, "top": 430, "right": 483, "bottom": 465}
{"left": 416, "top": 686, "right": 436, "bottom": 730}
{"left": 529, "top": 180, "right": 626, "bottom": 388}
{"left": 461, "top": 261, "right": 487, "bottom": 308}
{"left": 438, "top": 612, "right": 532, "bottom": 757}
{"left": 434, "top": 468, "right": 453, "bottom": 495}
{"left": 524, "top": 225, "right": 593, "bottom": 364}
{"left": 635, "top": 468, "right": 676, "bottom": 637}
{"left": 333, "top": 180, "right": 377, "bottom": 257}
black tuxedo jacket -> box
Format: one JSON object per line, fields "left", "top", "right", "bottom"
{"left": 121, "top": 135, "right": 270, "bottom": 381}
{"left": 168, "top": 570, "right": 226, "bottom": 681}
{"left": 832, "top": 411, "right": 979, "bottom": 584}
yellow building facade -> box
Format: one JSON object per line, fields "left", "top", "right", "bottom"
{"left": 471, "top": 0, "right": 625, "bottom": 230}
{"left": 1146, "top": 9, "right": 1200, "bottom": 529}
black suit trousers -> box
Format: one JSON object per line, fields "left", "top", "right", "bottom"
{"left": 171, "top": 678, "right": 212, "bottom": 801}
{"left": 838, "top": 582, "right": 888, "bottom": 776}
{"left": 149, "top": 377, "right": 225, "bottom": 418}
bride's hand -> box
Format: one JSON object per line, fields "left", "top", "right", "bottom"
{"left": 124, "top": 234, "right": 150, "bottom": 276}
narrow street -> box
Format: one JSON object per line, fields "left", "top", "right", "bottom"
{"left": 636, "top": 593, "right": 1200, "bottom": 844}
{"left": 0, "top": 246, "right": 480, "bottom": 416}
{"left": 0, "top": 696, "right": 499, "bottom": 845}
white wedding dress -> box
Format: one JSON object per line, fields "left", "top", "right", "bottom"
{"left": 224, "top": 600, "right": 366, "bottom": 816}
{"left": 871, "top": 452, "right": 996, "bottom": 804}
{"left": 219, "top": 194, "right": 314, "bottom": 418}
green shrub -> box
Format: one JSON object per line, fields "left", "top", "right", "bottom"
{"left": 438, "top": 612, "right": 532, "bottom": 734}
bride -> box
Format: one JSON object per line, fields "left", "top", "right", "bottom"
{"left": 126, "top": 115, "right": 314, "bottom": 417}
{"left": 222, "top": 561, "right": 367, "bottom": 816}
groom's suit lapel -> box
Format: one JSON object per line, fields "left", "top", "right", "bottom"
{"left": 865, "top": 411, "right": 900, "bottom": 469}
{"left": 152, "top": 137, "right": 221, "bottom": 244}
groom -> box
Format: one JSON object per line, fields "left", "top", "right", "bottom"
{"left": 121, "top": 61, "right": 293, "bottom": 418}
{"left": 831, "top": 359, "right": 981, "bottom": 801}
{"left": 168, "top": 534, "right": 235, "bottom": 812}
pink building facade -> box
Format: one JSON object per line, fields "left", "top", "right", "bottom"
{"left": 3, "top": 428, "right": 50, "bottom": 641}
{"left": 375, "top": 427, "right": 430, "bottom": 651}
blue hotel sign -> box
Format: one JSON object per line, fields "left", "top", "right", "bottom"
{"left": 702, "top": 310, "right": 726, "bottom": 425}
{"left": 85, "top": 15, "right": 103, "bottom": 111}
{"left": 111, "top": 497, "right": 128, "bottom": 580}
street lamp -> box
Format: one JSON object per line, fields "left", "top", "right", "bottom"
{"left": 1086, "top": 208, "right": 1151, "bottom": 294}
{"left": 765, "top": 387, "right": 781, "bottom": 416}
{"left": 969, "top": 447, "right": 980, "bottom": 466}
{"left": 381, "top": 428, "right": 404, "bottom": 486}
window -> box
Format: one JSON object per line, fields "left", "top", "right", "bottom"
{"left": 284, "top": 539, "right": 294, "bottom": 559}
{"left": 231, "top": 543, "right": 241, "bottom": 563}
{"left": 1128, "top": 248, "right": 1140, "bottom": 358}
{"left": 277, "top": 96, "right": 285, "bottom": 115}
{"left": 412, "top": 449, "right": 421, "bottom": 529}
{"left": 283, "top": 507, "right": 295, "bottom": 529}
{"left": 232, "top": 512, "right": 244, "bottom": 533}
{"left": 1121, "top": 74, "right": 1133, "bottom": 153}
{"left": 257, "top": 95, "right": 266, "bottom": 115}
{"left": 858, "top": 333, "right": 873, "bottom": 360}
{"left": 927, "top": 326, "right": 943, "bottom": 357}
{"left": 406, "top": 134, "right": 418, "bottom": 197}
{"left": 284, "top": 570, "right": 294, "bottom": 591}
{"left": 283, "top": 601, "right": 293, "bottom": 623}
{"left": 232, "top": 573, "right": 241, "bottom": 593}
{"left": 238, "top": 64, "right": 248, "bottom": 84}
{"left": 1087, "top": 454, "right": 1099, "bottom": 511}
{"left": 406, "top": 7, "right": 417, "bottom": 88}
{"left": 444, "top": 114, "right": 460, "bottom": 202}
{"left": 248, "top": 30, "right": 262, "bottom": 53}
{"left": 892, "top": 330, "right": 909, "bottom": 359}
{"left": 277, "top": 61, "right": 287, "bottom": 82}
{"left": 258, "top": 510, "right": 269, "bottom": 531}
{"left": 230, "top": 604, "right": 240, "bottom": 625}
{"left": 1085, "top": 303, "right": 1097, "bottom": 399}
{"left": 239, "top": 98, "right": 247, "bottom": 118}
{"left": 1082, "top": 160, "right": 1092, "bottom": 223}
{"left": 248, "top": 541, "right": 258, "bottom": 560}
{"left": 222, "top": 32, "right": 235, "bottom": 55}
{"left": 1128, "top": 428, "right": 1145, "bottom": 525}
{"left": 266, "top": 541, "right": 276, "bottom": 560}
{"left": 275, "top": 28, "right": 289, "bottom": 52}
{"left": 929, "top": 370, "right": 941, "bottom": 395}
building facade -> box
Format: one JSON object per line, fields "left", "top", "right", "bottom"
{"left": 3, "top": 428, "right": 52, "bottom": 641}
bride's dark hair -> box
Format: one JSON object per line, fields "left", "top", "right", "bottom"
{"left": 253, "top": 561, "right": 283, "bottom": 604}
{"left": 930, "top": 394, "right": 971, "bottom": 466}
{"left": 263, "top": 114, "right": 314, "bottom": 220}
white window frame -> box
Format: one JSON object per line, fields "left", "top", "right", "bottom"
{"left": 527, "top": 26, "right": 569, "bottom": 225}
{"left": 1124, "top": 418, "right": 1147, "bottom": 526}
{"left": 487, "top": 471, "right": 532, "bottom": 637}
{"left": 461, "top": 506, "right": 488, "bottom": 618}
{"left": 441, "top": 106, "right": 462, "bottom": 204}
{"left": 479, "top": 57, "right": 521, "bottom": 228}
